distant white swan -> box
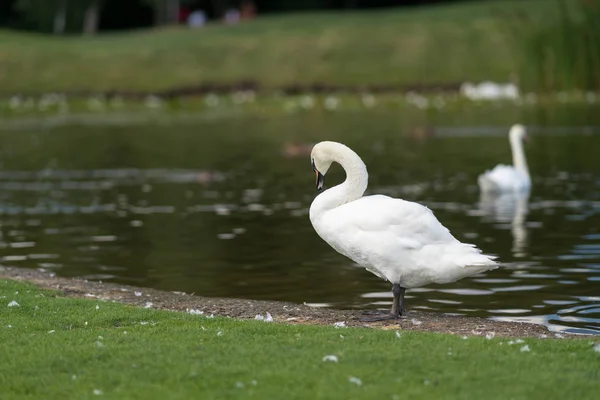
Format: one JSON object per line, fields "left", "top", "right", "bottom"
{"left": 309, "top": 141, "right": 498, "bottom": 321}
{"left": 478, "top": 124, "right": 531, "bottom": 193}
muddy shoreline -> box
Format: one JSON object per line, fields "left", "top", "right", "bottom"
{"left": 0, "top": 81, "right": 462, "bottom": 99}
{"left": 1, "top": 265, "right": 567, "bottom": 338}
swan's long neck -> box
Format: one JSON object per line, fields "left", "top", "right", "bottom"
{"left": 310, "top": 145, "right": 368, "bottom": 219}
{"left": 510, "top": 135, "right": 530, "bottom": 180}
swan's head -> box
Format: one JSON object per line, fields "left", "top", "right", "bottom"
{"left": 310, "top": 142, "right": 337, "bottom": 191}
{"left": 509, "top": 124, "right": 530, "bottom": 143}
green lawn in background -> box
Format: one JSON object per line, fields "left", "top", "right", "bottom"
{"left": 0, "top": 0, "right": 556, "bottom": 93}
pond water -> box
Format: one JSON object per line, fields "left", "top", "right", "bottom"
{"left": 1, "top": 110, "right": 599, "bottom": 334}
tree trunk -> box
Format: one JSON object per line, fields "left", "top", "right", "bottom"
{"left": 83, "top": 0, "right": 101, "bottom": 35}
{"left": 53, "top": 0, "right": 68, "bottom": 35}
{"left": 166, "top": 0, "right": 179, "bottom": 24}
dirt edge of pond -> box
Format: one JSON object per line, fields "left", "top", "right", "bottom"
{"left": 0, "top": 265, "right": 572, "bottom": 339}
{"left": 0, "top": 81, "right": 462, "bottom": 99}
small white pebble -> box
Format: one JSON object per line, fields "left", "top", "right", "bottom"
{"left": 48, "top": 330, "right": 55, "bottom": 334}
{"left": 235, "top": 381, "right": 244, "bottom": 389}
{"left": 485, "top": 332, "right": 495, "bottom": 340}
{"left": 139, "top": 321, "right": 148, "bottom": 325}
{"left": 322, "top": 355, "right": 339, "bottom": 363}
{"left": 7, "top": 324, "right": 12, "bottom": 328}
{"left": 93, "top": 389, "right": 103, "bottom": 395}
{"left": 395, "top": 331, "right": 402, "bottom": 338}
{"left": 507, "top": 340, "right": 515, "bottom": 345}
{"left": 71, "top": 375, "right": 77, "bottom": 380}
{"left": 207, "top": 314, "right": 214, "bottom": 319}
{"left": 461, "top": 336, "right": 468, "bottom": 340}
{"left": 515, "top": 339, "right": 525, "bottom": 344}
{"left": 188, "top": 308, "right": 204, "bottom": 315}
{"left": 134, "top": 291, "right": 142, "bottom": 297}
{"left": 520, "top": 345, "right": 530, "bottom": 353}
{"left": 339, "top": 334, "right": 344, "bottom": 339}
{"left": 348, "top": 376, "right": 362, "bottom": 386}
{"left": 123, "top": 331, "right": 128, "bottom": 335}
{"left": 217, "top": 331, "right": 223, "bottom": 336}
{"left": 554, "top": 333, "right": 565, "bottom": 339}
{"left": 334, "top": 321, "right": 347, "bottom": 328}
{"left": 95, "top": 305, "right": 99, "bottom": 310}
{"left": 411, "top": 319, "right": 422, "bottom": 326}
{"left": 85, "top": 321, "right": 88, "bottom": 326}
{"left": 144, "top": 302, "right": 153, "bottom": 309}
{"left": 593, "top": 343, "right": 600, "bottom": 353}
{"left": 7, "top": 301, "right": 19, "bottom": 307}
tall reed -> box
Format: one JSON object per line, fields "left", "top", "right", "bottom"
{"left": 504, "top": 0, "right": 600, "bottom": 92}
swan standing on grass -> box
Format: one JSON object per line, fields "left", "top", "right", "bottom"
{"left": 309, "top": 141, "right": 498, "bottom": 321}
{"left": 478, "top": 124, "right": 531, "bottom": 193}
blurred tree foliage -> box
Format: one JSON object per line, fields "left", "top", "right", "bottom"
{"left": 2, "top": 0, "right": 469, "bottom": 34}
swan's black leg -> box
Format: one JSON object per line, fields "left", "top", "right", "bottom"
{"left": 360, "top": 284, "right": 406, "bottom": 322}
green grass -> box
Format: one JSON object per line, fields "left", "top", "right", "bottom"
{"left": 1, "top": 279, "right": 598, "bottom": 399}
{"left": 0, "top": 0, "right": 558, "bottom": 93}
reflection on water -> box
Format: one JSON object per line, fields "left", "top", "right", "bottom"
{"left": 478, "top": 191, "right": 529, "bottom": 257}
{"left": 0, "top": 115, "right": 599, "bottom": 335}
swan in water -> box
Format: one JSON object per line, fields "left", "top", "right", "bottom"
{"left": 309, "top": 141, "right": 498, "bottom": 321}
{"left": 478, "top": 124, "right": 531, "bottom": 193}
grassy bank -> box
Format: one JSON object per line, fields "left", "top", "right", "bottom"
{"left": 2, "top": 91, "right": 599, "bottom": 129}
{"left": 0, "top": 0, "right": 556, "bottom": 94}
{"left": 1, "top": 279, "right": 598, "bottom": 399}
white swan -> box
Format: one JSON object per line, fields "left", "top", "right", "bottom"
{"left": 309, "top": 141, "right": 498, "bottom": 321}
{"left": 478, "top": 124, "right": 531, "bottom": 193}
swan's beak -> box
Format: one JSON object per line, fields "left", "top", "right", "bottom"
{"left": 315, "top": 170, "right": 324, "bottom": 191}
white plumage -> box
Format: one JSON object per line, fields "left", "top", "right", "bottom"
{"left": 309, "top": 141, "right": 498, "bottom": 320}
{"left": 478, "top": 124, "right": 531, "bottom": 193}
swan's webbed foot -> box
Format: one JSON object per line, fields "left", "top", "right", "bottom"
{"left": 359, "top": 283, "right": 406, "bottom": 322}
{"left": 359, "top": 312, "right": 403, "bottom": 322}
{"left": 361, "top": 309, "right": 390, "bottom": 315}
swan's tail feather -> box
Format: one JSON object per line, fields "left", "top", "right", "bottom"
{"left": 441, "top": 243, "right": 499, "bottom": 271}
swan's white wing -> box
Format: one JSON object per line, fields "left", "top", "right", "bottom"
{"left": 314, "top": 195, "right": 497, "bottom": 287}
{"left": 341, "top": 195, "right": 457, "bottom": 245}
{"left": 478, "top": 164, "right": 528, "bottom": 192}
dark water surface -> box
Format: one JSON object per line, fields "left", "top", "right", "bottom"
{"left": 1, "top": 112, "right": 599, "bottom": 334}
